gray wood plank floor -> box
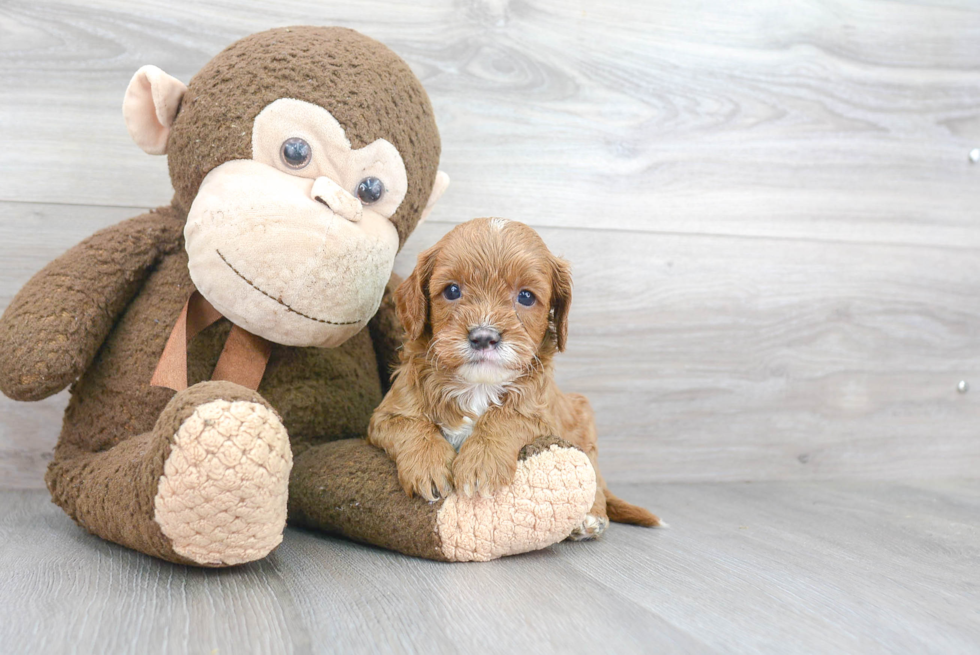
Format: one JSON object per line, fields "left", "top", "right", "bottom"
{"left": 3, "top": 481, "right": 978, "bottom": 654}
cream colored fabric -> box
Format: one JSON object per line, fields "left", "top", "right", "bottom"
{"left": 251, "top": 98, "right": 408, "bottom": 219}
{"left": 154, "top": 400, "right": 293, "bottom": 566}
{"left": 184, "top": 97, "right": 445, "bottom": 350}
{"left": 122, "top": 65, "right": 187, "bottom": 155}
{"left": 311, "top": 176, "right": 363, "bottom": 223}
{"left": 436, "top": 445, "right": 596, "bottom": 562}
{"left": 184, "top": 159, "right": 399, "bottom": 348}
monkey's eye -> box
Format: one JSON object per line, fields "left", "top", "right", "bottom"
{"left": 356, "top": 177, "right": 385, "bottom": 204}
{"left": 443, "top": 284, "right": 461, "bottom": 301}
{"left": 280, "top": 138, "right": 312, "bottom": 169}
{"left": 517, "top": 290, "right": 536, "bottom": 307}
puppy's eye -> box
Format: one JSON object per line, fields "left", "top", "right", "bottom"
{"left": 443, "top": 284, "right": 461, "bottom": 301}
{"left": 280, "top": 138, "right": 312, "bottom": 169}
{"left": 517, "top": 290, "right": 536, "bottom": 307}
{"left": 356, "top": 177, "right": 385, "bottom": 204}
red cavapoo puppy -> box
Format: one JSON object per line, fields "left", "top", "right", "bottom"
{"left": 368, "top": 217, "right": 660, "bottom": 538}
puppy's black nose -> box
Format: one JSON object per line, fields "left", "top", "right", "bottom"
{"left": 468, "top": 327, "right": 501, "bottom": 350}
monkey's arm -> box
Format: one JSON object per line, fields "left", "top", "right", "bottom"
{"left": 367, "top": 272, "right": 404, "bottom": 394}
{"left": 0, "top": 208, "right": 185, "bottom": 401}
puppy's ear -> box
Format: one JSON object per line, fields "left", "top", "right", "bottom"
{"left": 396, "top": 244, "right": 440, "bottom": 342}
{"left": 550, "top": 255, "right": 573, "bottom": 352}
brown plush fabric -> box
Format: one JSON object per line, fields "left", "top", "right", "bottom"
{"left": 517, "top": 435, "right": 573, "bottom": 460}
{"left": 0, "top": 208, "right": 185, "bottom": 402}
{"left": 367, "top": 274, "right": 404, "bottom": 395}
{"left": 289, "top": 438, "right": 449, "bottom": 561}
{"left": 166, "top": 26, "right": 441, "bottom": 247}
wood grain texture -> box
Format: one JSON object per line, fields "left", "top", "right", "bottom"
{"left": 2, "top": 0, "right": 980, "bottom": 488}
{"left": 0, "top": 0, "right": 978, "bottom": 246}
{"left": 2, "top": 482, "right": 978, "bottom": 654}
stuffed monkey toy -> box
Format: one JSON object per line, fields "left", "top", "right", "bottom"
{"left": 0, "top": 27, "right": 596, "bottom": 565}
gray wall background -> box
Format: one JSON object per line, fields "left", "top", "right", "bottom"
{"left": 1, "top": 0, "right": 978, "bottom": 488}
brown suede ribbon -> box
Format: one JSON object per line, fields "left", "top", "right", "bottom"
{"left": 151, "top": 291, "right": 272, "bottom": 392}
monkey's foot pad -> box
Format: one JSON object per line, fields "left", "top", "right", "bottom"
{"left": 154, "top": 400, "right": 293, "bottom": 566}
{"left": 436, "top": 444, "right": 596, "bottom": 562}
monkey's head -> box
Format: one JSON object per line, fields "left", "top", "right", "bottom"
{"left": 122, "top": 27, "right": 448, "bottom": 348}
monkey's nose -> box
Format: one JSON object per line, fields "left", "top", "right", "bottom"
{"left": 468, "top": 327, "right": 501, "bottom": 351}
{"left": 311, "top": 176, "right": 363, "bottom": 222}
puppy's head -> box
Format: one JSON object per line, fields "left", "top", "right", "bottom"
{"left": 396, "top": 218, "right": 572, "bottom": 383}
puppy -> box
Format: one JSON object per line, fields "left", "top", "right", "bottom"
{"left": 368, "top": 217, "right": 660, "bottom": 538}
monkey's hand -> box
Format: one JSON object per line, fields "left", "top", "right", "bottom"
{"left": 0, "top": 209, "right": 184, "bottom": 401}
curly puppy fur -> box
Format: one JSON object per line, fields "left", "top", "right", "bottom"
{"left": 368, "top": 218, "right": 660, "bottom": 534}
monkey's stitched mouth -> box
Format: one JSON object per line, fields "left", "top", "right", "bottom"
{"left": 215, "top": 249, "right": 364, "bottom": 326}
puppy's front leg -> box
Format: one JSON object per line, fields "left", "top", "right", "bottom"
{"left": 453, "top": 407, "right": 548, "bottom": 497}
{"left": 368, "top": 383, "right": 456, "bottom": 501}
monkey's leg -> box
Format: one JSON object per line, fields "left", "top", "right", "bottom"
{"left": 288, "top": 435, "right": 596, "bottom": 562}
{"left": 46, "top": 381, "right": 292, "bottom": 566}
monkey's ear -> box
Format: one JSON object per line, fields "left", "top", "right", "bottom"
{"left": 122, "top": 65, "right": 187, "bottom": 156}
{"left": 418, "top": 171, "right": 450, "bottom": 226}
{"left": 395, "top": 244, "right": 440, "bottom": 342}
{"left": 550, "top": 255, "right": 573, "bottom": 352}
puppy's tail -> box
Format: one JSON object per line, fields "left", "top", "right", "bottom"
{"left": 605, "top": 489, "right": 663, "bottom": 527}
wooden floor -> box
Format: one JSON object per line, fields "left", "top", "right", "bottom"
{"left": 3, "top": 481, "right": 978, "bottom": 654}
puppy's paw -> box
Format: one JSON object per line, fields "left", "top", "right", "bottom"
{"left": 396, "top": 438, "right": 456, "bottom": 501}
{"left": 453, "top": 439, "right": 518, "bottom": 498}
{"left": 566, "top": 513, "right": 610, "bottom": 541}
